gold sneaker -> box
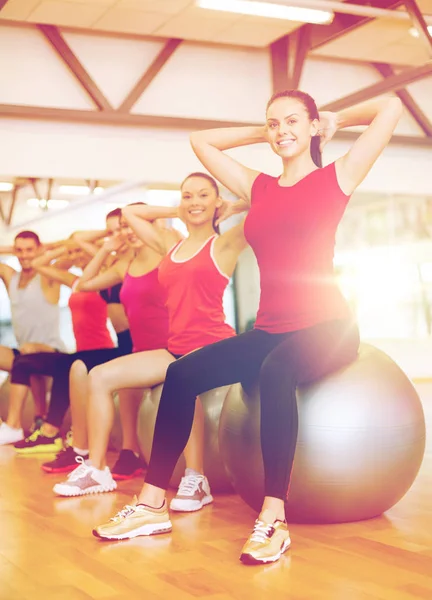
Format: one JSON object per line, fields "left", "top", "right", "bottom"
{"left": 92, "top": 496, "right": 172, "bottom": 540}
{"left": 240, "top": 509, "right": 291, "bottom": 565}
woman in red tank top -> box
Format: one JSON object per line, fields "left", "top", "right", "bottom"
{"left": 98, "top": 92, "right": 403, "bottom": 562}
{"left": 54, "top": 174, "right": 247, "bottom": 506}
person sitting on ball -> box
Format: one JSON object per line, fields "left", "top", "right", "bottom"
{"left": 93, "top": 91, "right": 403, "bottom": 565}
{"left": 55, "top": 173, "right": 248, "bottom": 512}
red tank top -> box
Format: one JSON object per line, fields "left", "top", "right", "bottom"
{"left": 119, "top": 269, "right": 169, "bottom": 352}
{"left": 244, "top": 162, "right": 351, "bottom": 333}
{"left": 158, "top": 235, "right": 235, "bottom": 356}
{"left": 68, "top": 289, "right": 114, "bottom": 351}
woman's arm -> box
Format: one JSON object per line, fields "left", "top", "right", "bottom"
{"left": 122, "top": 204, "right": 182, "bottom": 254}
{"left": 190, "top": 127, "right": 265, "bottom": 203}
{"left": 76, "top": 263, "right": 123, "bottom": 293}
{"left": 321, "top": 97, "right": 403, "bottom": 195}
{"left": 31, "top": 247, "right": 76, "bottom": 288}
{"left": 76, "top": 238, "right": 123, "bottom": 291}
{"left": 72, "top": 230, "right": 107, "bottom": 258}
{"left": 0, "top": 245, "right": 14, "bottom": 255}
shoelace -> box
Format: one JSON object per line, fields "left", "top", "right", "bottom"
{"left": 111, "top": 504, "right": 136, "bottom": 522}
{"left": 177, "top": 474, "right": 203, "bottom": 496}
{"left": 249, "top": 521, "right": 275, "bottom": 544}
{"left": 67, "top": 456, "right": 91, "bottom": 481}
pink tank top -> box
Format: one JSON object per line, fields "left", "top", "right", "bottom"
{"left": 119, "top": 269, "right": 169, "bottom": 352}
{"left": 158, "top": 236, "right": 235, "bottom": 356}
{"left": 68, "top": 290, "right": 114, "bottom": 351}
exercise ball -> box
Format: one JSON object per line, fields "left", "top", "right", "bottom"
{"left": 219, "top": 344, "right": 426, "bottom": 523}
{"left": 138, "top": 384, "right": 233, "bottom": 493}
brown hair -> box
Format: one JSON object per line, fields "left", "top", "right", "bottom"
{"left": 181, "top": 172, "right": 220, "bottom": 233}
{"left": 106, "top": 208, "right": 122, "bottom": 219}
{"left": 266, "top": 90, "right": 322, "bottom": 168}
{"left": 14, "top": 230, "right": 41, "bottom": 246}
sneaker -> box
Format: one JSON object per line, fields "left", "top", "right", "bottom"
{"left": 93, "top": 496, "right": 172, "bottom": 540}
{"left": 111, "top": 450, "right": 146, "bottom": 481}
{"left": 14, "top": 428, "right": 63, "bottom": 454}
{"left": 0, "top": 422, "right": 24, "bottom": 446}
{"left": 42, "top": 446, "right": 89, "bottom": 474}
{"left": 53, "top": 456, "right": 117, "bottom": 497}
{"left": 240, "top": 509, "right": 291, "bottom": 565}
{"left": 169, "top": 469, "right": 213, "bottom": 512}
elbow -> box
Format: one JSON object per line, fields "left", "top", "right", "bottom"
{"left": 190, "top": 130, "right": 204, "bottom": 148}
{"left": 387, "top": 96, "right": 403, "bottom": 116}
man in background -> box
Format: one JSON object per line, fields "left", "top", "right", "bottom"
{"left": 0, "top": 230, "right": 64, "bottom": 445}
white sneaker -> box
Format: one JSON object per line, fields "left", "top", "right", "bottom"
{"left": 0, "top": 422, "right": 24, "bottom": 446}
{"left": 53, "top": 456, "right": 117, "bottom": 497}
{"left": 169, "top": 469, "right": 213, "bottom": 512}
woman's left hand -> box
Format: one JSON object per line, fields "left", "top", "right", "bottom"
{"left": 317, "top": 111, "right": 339, "bottom": 151}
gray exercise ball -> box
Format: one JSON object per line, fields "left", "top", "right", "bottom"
{"left": 219, "top": 343, "right": 426, "bottom": 523}
{"left": 138, "top": 383, "right": 233, "bottom": 493}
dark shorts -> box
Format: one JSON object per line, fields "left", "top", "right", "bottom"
{"left": 12, "top": 347, "right": 61, "bottom": 357}
{"left": 171, "top": 353, "right": 184, "bottom": 360}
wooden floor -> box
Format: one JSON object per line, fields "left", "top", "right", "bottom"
{"left": 1, "top": 385, "right": 431, "bottom": 600}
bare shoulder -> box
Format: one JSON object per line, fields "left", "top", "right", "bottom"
{"left": 0, "top": 263, "right": 16, "bottom": 289}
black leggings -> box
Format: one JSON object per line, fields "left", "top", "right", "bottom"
{"left": 146, "top": 319, "right": 360, "bottom": 500}
{"left": 11, "top": 330, "right": 132, "bottom": 428}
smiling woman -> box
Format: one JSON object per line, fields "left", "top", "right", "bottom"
{"left": 265, "top": 90, "right": 323, "bottom": 169}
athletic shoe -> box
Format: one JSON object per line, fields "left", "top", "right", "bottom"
{"left": 93, "top": 496, "right": 172, "bottom": 540}
{"left": 42, "top": 446, "right": 89, "bottom": 473}
{"left": 14, "top": 428, "right": 63, "bottom": 454}
{"left": 53, "top": 456, "right": 117, "bottom": 497}
{"left": 240, "top": 509, "right": 291, "bottom": 565}
{"left": 111, "top": 450, "right": 146, "bottom": 481}
{"left": 0, "top": 422, "right": 24, "bottom": 446}
{"left": 169, "top": 469, "right": 213, "bottom": 512}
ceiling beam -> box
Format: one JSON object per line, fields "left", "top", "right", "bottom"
{"left": 271, "top": 27, "right": 309, "bottom": 93}
{"left": 306, "top": 0, "right": 404, "bottom": 51}
{"left": 37, "top": 24, "right": 113, "bottom": 112}
{"left": 0, "top": 103, "right": 430, "bottom": 148}
{"left": 6, "top": 185, "right": 19, "bottom": 226}
{"left": 118, "top": 38, "right": 182, "bottom": 113}
{"left": 373, "top": 62, "right": 432, "bottom": 136}
{"left": 321, "top": 62, "right": 432, "bottom": 111}
{"left": 404, "top": 0, "right": 432, "bottom": 54}
{"left": 0, "top": 198, "right": 5, "bottom": 224}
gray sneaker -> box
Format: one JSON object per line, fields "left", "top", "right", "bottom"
{"left": 169, "top": 469, "right": 213, "bottom": 512}
{"left": 53, "top": 456, "right": 117, "bottom": 497}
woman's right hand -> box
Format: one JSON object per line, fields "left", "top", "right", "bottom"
{"left": 101, "top": 234, "right": 125, "bottom": 254}
{"left": 215, "top": 198, "right": 249, "bottom": 226}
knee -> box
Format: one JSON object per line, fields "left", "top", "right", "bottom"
{"left": 10, "top": 356, "right": 31, "bottom": 386}
{"left": 164, "top": 359, "right": 192, "bottom": 390}
{"left": 259, "top": 354, "right": 295, "bottom": 389}
{"left": 70, "top": 359, "right": 88, "bottom": 380}
{"left": 88, "top": 364, "right": 114, "bottom": 394}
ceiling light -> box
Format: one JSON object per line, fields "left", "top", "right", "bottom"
{"left": 27, "top": 198, "right": 70, "bottom": 209}
{"left": 58, "top": 185, "right": 104, "bottom": 195}
{"left": 196, "top": 0, "right": 334, "bottom": 24}
{"left": 0, "top": 182, "right": 13, "bottom": 192}
{"left": 409, "top": 25, "right": 432, "bottom": 38}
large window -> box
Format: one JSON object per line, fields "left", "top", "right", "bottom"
{"left": 336, "top": 191, "right": 432, "bottom": 339}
